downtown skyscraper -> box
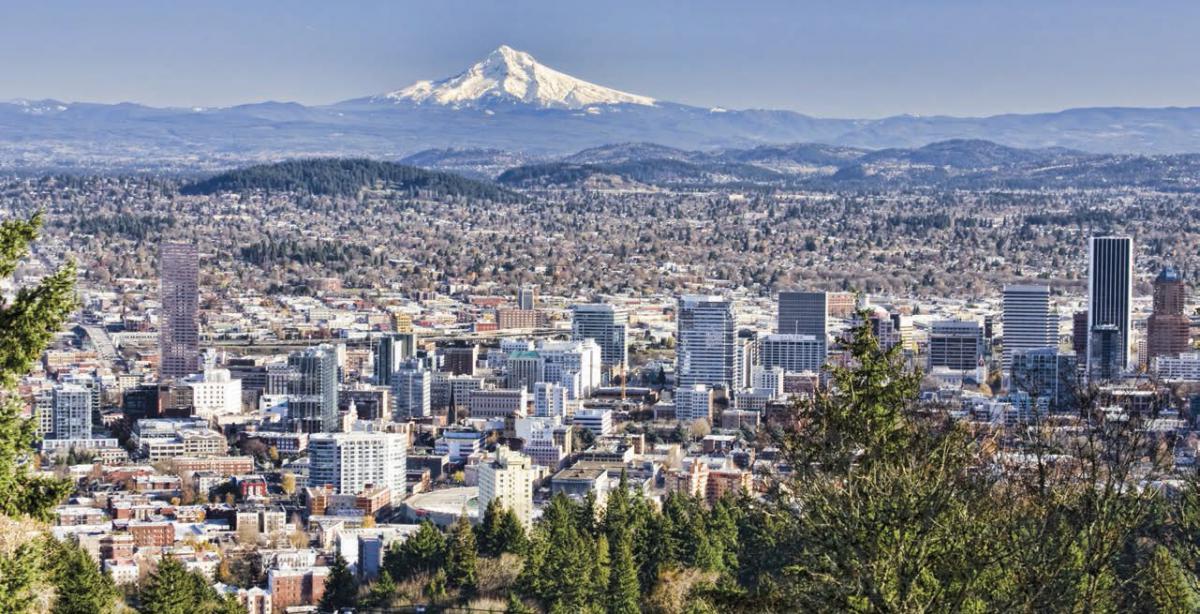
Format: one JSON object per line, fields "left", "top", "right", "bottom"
{"left": 1002, "top": 285, "right": 1058, "bottom": 373}
{"left": 676, "top": 295, "right": 736, "bottom": 390}
{"left": 288, "top": 344, "right": 340, "bottom": 433}
{"left": 570, "top": 303, "right": 629, "bottom": 370}
{"left": 159, "top": 242, "right": 199, "bottom": 381}
{"left": 1087, "top": 236, "right": 1133, "bottom": 380}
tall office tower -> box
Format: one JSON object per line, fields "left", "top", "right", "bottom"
{"left": 1002, "top": 285, "right": 1058, "bottom": 373}
{"left": 308, "top": 431, "right": 407, "bottom": 505}
{"left": 1087, "top": 237, "right": 1133, "bottom": 378}
{"left": 1010, "top": 348, "right": 1078, "bottom": 412}
{"left": 517, "top": 285, "right": 538, "bottom": 310}
{"left": 533, "top": 382, "right": 568, "bottom": 419}
{"left": 392, "top": 361, "right": 431, "bottom": 420}
{"left": 676, "top": 295, "right": 736, "bottom": 391}
{"left": 928, "top": 320, "right": 984, "bottom": 371}
{"left": 570, "top": 303, "right": 629, "bottom": 369}
{"left": 1072, "top": 311, "right": 1089, "bottom": 357}
{"left": 1088, "top": 325, "right": 1125, "bottom": 382}
{"left": 777, "top": 291, "right": 828, "bottom": 353}
{"left": 287, "top": 345, "right": 339, "bottom": 433}
{"left": 760, "top": 334, "right": 826, "bottom": 373}
{"left": 373, "top": 332, "right": 417, "bottom": 386}
{"left": 159, "top": 242, "right": 199, "bottom": 381}
{"left": 51, "top": 384, "right": 93, "bottom": 440}
{"left": 478, "top": 446, "right": 537, "bottom": 528}
{"left": 1147, "top": 266, "right": 1190, "bottom": 361}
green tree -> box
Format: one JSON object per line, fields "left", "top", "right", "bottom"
{"left": 0, "top": 214, "right": 76, "bottom": 520}
{"left": 47, "top": 537, "right": 119, "bottom": 613}
{"left": 495, "top": 508, "right": 528, "bottom": 556}
{"left": 383, "top": 520, "right": 445, "bottom": 581}
{"left": 607, "top": 531, "right": 640, "bottom": 614}
{"left": 477, "top": 498, "right": 505, "bottom": 557}
{"left": 361, "top": 569, "right": 396, "bottom": 610}
{"left": 318, "top": 554, "right": 357, "bottom": 612}
{"left": 138, "top": 556, "right": 220, "bottom": 614}
{"left": 445, "top": 512, "right": 478, "bottom": 592}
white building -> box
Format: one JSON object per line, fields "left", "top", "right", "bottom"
{"left": 572, "top": 408, "right": 613, "bottom": 437}
{"left": 308, "top": 432, "right": 408, "bottom": 505}
{"left": 533, "top": 382, "right": 569, "bottom": 419}
{"left": 539, "top": 339, "right": 602, "bottom": 399}
{"left": 478, "top": 446, "right": 537, "bottom": 528}
{"left": 674, "top": 384, "right": 713, "bottom": 424}
{"left": 676, "top": 295, "right": 736, "bottom": 392}
{"left": 52, "top": 384, "right": 93, "bottom": 440}
{"left": 1002, "top": 285, "right": 1059, "bottom": 373}
{"left": 392, "top": 363, "right": 432, "bottom": 419}
{"left": 1155, "top": 353, "right": 1200, "bottom": 382}
{"left": 759, "top": 334, "right": 825, "bottom": 374}
{"left": 184, "top": 368, "right": 243, "bottom": 419}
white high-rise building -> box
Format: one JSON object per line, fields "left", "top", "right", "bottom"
{"left": 539, "top": 339, "right": 602, "bottom": 399}
{"left": 570, "top": 303, "right": 629, "bottom": 369}
{"left": 533, "top": 382, "right": 568, "bottom": 419}
{"left": 478, "top": 446, "right": 537, "bottom": 528}
{"left": 1002, "top": 285, "right": 1058, "bottom": 373}
{"left": 308, "top": 432, "right": 408, "bottom": 505}
{"left": 52, "top": 384, "right": 93, "bottom": 440}
{"left": 674, "top": 384, "right": 713, "bottom": 424}
{"left": 392, "top": 363, "right": 431, "bottom": 419}
{"left": 759, "top": 334, "right": 825, "bottom": 374}
{"left": 1088, "top": 236, "right": 1134, "bottom": 379}
{"left": 184, "top": 368, "right": 243, "bottom": 419}
{"left": 676, "top": 295, "right": 736, "bottom": 391}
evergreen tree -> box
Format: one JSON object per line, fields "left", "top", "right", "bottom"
{"left": 0, "top": 214, "right": 76, "bottom": 521}
{"left": 593, "top": 533, "right": 611, "bottom": 602}
{"left": 477, "top": 498, "right": 505, "bottom": 557}
{"left": 383, "top": 520, "right": 445, "bottom": 581}
{"left": 47, "top": 537, "right": 119, "bottom": 614}
{"left": 517, "top": 494, "right": 596, "bottom": 611}
{"left": 495, "top": 508, "right": 528, "bottom": 555}
{"left": 445, "top": 512, "right": 479, "bottom": 591}
{"left": 607, "top": 531, "right": 641, "bottom": 614}
{"left": 318, "top": 554, "right": 357, "bottom": 612}
{"left": 138, "top": 557, "right": 216, "bottom": 614}
{"left": 361, "top": 569, "right": 396, "bottom": 610}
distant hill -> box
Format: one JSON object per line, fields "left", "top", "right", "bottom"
{"left": 486, "top": 139, "right": 1200, "bottom": 191}
{"left": 179, "top": 158, "right": 519, "bottom": 201}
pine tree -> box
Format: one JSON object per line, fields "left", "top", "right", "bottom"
{"left": 319, "top": 554, "right": 358, "bottom": 612}
{"left": 383, "top": 520, "right": 445, "bottom": 581}
{"left": 495, "top": 508, "right": 528, "bottom": 555}
{"left": 138, "top": 556, "right": 215, "bottom": 614}
{"left": 478, "top": 498, "right": 505, "bottom": 557}
{"left": 593, "top": 533, "right": 611, "bottom": 602}
{"left": 0, "top": 214, "right": 76, "bottom": 521}
{"left": 362, "top": 569, "right": 396, "bottom": 610}
{"left": 607, "top": 531, "right": 641, "bottom": 614}
{"left": 445, "top": 512, "right": 478, "bottom": 591}
{"left": 47, "top": 537, "right": 119, "bottom": 614}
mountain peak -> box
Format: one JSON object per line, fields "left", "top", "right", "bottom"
{"left": 378, "top": 45, "right": 656, "bottom": 110}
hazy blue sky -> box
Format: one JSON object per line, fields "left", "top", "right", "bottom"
{"left": 2, "top": 1, "right": 1198, "bottom": 117}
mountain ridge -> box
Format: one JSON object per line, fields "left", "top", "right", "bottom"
{"left": 5, "top": 45, "right": 1200, "bottom": 169}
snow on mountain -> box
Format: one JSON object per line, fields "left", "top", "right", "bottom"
{"left": 376, "top": 45, "right": 656, "bottom": 110}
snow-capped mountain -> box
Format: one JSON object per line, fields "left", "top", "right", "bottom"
{"left": 371, "top": 45, "right": 656, "bottom": 109}
{"left": 4, "top": 44, "right": 1200, "bottom": 170}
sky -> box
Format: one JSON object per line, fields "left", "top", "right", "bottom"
{"left": 2, "top": 0, "right": 1198, "bottom": 118}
